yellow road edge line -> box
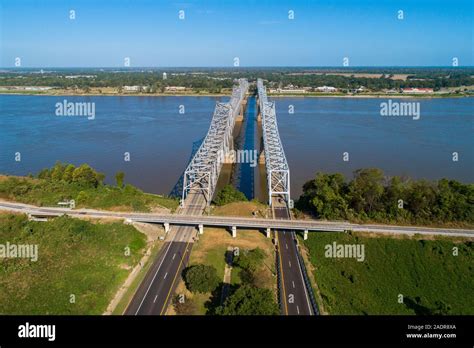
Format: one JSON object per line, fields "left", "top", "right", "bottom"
{"left": 160, "top": 240, "right": 191, "bottom": 315}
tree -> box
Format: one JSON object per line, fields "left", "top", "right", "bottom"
{"left": 62, "top": 164, "right": 76, "bottom": 183}
{"left": 234, "top": 248, "right": 265, "bottom": 273}
{"left": 382, "top": 176, "right": 408, "bottom": 219}
{"left": 50, "top": 161, "right": 66, "bottom": 181}
{"left": 298, "top": 173, "right": 348, "bottom": 219}
{"left": 216, "top": 285, "right": 279, "bottom": 315}
{"left": 348, "top": 168, "right": 385, "bottom": 215}
{"left": 183, "top": 264, "right": 220, "bottom": 293}
{"left": 405, "top": 180, "right": 436, "bottom": 220}
{"left": 72, "top": 164, "right": 99, "bottom": 188}
{"left": 214, "top": 185, "right": 247, "bottom": 206}
{"left": 115, "top": 171, "right": 125, "bottom": 188}
{"left": 37, "top": 168, "right": 51, "bottom": 179}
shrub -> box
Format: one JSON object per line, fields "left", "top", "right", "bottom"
{"left": 216, "top": 285, "right": 279, "bottom": 315}
{"left": 214, "top": 185, "right": 247, "bottom": 206}
{"left": 183, "top": 264, "right": 220, "bottom": 293}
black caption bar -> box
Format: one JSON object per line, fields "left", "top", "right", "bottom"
{"left": 0, "top": 315, "right": 473, "bottom": 346}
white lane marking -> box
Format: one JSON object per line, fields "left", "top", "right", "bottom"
{"left": 135, "top": 240, "right": 174, "bottom": 314}
{"left": 291, "top": 232, "right": 313, "bottom": 315}
{"left": 153, "top": 295, "right": 158, "bottom": 303}
{"left": 172, "top": 253, "right": 176, "bottom": 260}
{"left": 288, "top": 261, "right": 291, "bottom": 268}
{"left": 296, "top": 305, "right": 300, "bottom": 314}
{"left": 292, "top": 281, "right": 295, "bottom": 288}
{"left": 164, "top": 272, "right": 168, "bottom": 279}
{"left": 286, "top": 243, "right": 288, "bottom": 249}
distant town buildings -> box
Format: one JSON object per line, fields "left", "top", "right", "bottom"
{"left": 163, "top": 72, "right": 167, "bottom": 80}
{"left": 64, "top": 75, "right": 96, "bottom": 79}
{"left": 165, "top": 86, "right": 187, "bottom": 92}
{"left": 123, "top": 85, "right": 141, "bottom": 92}
{"left": 315, "top": 86, "right": 338, "bottom": 92}
{"left": 0, "top": 86, "right": 54, "bottom": 91}
{"left": 349, "top": 86, "right": 368, "bottom": 93}
{"left": 269, "top": 85, "right": 311, "bottom": 94}
{"left": 402, "top": 87, "right": 434, "bottom": 94}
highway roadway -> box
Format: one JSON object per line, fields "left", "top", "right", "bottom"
{"left": 125, "top": 193, "right": 205, "bottom": 315}
{"left": 2, "top": 200, "right": 472, "bottom": 238}
{"left": 273, "top": 199, "right": 313, "bottom": 315}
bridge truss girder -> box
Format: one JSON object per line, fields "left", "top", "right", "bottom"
{"left": 182, "top": 79, "right": 248, "bottom": 205}
{"left": 257, "top": 79, "right": 291, "bottom": 206}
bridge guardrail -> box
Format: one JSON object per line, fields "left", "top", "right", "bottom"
{"left": 295, "top": 240, "right": 320, "bottom": 315}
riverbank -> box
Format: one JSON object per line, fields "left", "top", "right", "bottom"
{"left": 0, "top": 172, "right": 179, "bottom": 213}
{"left": 0, "top": 90, "right": 229, "bottom": 97}
{"left": 1, "top": 89, "right": 472, "bottom": 98}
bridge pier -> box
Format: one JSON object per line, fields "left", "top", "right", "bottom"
{"left": 266, "top": 227, "right": 271, "bottom": 238}
{"left": 231, "top": 226, "right": 237, "bottom": 238}
{"left": 198, "top": 224, "right": 204, "bottom": 235}
{"left": 303, "top": 229, "right": 308, "bottom": 240}
{"left": 164, "top": 222, "right": 170, "bottom": 233}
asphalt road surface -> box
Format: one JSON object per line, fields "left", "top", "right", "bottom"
{"left": 273, "top": 203, "right": 313, "bottom": 316}
{"left": 125, "top": 193, "right": 204, "bottom": 315}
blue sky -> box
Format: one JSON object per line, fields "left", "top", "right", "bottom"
{"left": 1, "top": 0, "right": 472, "bottom": 67}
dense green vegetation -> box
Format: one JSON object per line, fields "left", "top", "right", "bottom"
{"left": 0, "top": 162, "right": 178, "bottom": 212}
{"left": 0, "top": 213, "right": 146, "bottom": 314}
{"left": 213, "top": 185, "right": 248, "bottom": 206}
{"left": 233, "top": 247, "right": 266, "bottom": 285}
{"left": 303, "top": 232, "right": 474, "bottom": 314}
{"left": 2, "top": 67, "right": 473, "bottom": 93}
{"left": 215, "top": 285, "right": 279, "bottom": 315}
{"left": 297, "top": 168, "right": 473, "bottom": 227}
{"left": 179, "top": 243, "right": 278, "bottom": 315}
{"left": 215, "top": 247, "right": 278, "bottom": 315}
{"left": 183, "top": 264, "right": 220, "bottom": 294}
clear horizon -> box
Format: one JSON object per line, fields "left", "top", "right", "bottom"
{"left": 1, "top": 0, "right": 472, "bottom": 68}
{"left": 1, "top": 65, "right": 474, "bottom": 70}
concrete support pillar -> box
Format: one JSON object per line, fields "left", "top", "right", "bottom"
{"left": 266, "top": 227, "right": 271, "bottom": 238}
{"left": 231, "top": 226, "right": 237, "bottom": 238}
{"left": 198, "top": 224, "right": 204, "bottom": 235}
{"left": 303, "top": 229, "right": 308, "bottom": 241}
{"left": 164, "top": 222, "right": 170, "bottom": 233}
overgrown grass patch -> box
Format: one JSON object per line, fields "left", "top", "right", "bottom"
{"left": 0, "top": 213, "right": 147, "bottom": 314}
{"left": 0, "top": 175, "right": 178, "bottom": 212}
{"left": 303, "top": 232, "right": 474, "bottom": 314}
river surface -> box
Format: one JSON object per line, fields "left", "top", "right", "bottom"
{"left": 1, "top": 95, "right": 472, "bottom": 199}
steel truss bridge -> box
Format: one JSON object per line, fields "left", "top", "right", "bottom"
{"left": 182, "top": 79, "right": 249, "bottom": 205}
{"left": 257, "top": 79, "right": 291, "bottom": 206}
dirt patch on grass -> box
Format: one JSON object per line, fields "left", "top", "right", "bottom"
{"left": 211, "top": 201, "right": 268, "bottom": 218}
{"left": 191, "top": 228, "right": 273, "bottom": 263}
